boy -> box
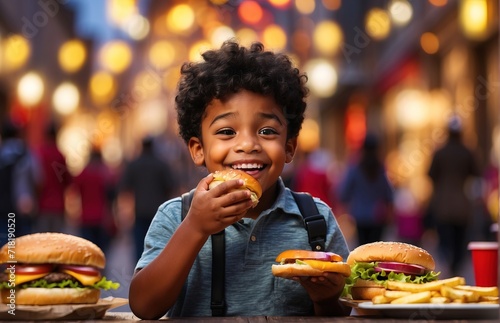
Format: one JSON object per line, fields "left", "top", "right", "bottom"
{"left": 129, "top": 40, "right": 350, "bottom": 319}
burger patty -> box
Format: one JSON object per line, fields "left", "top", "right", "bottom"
{"left": 0, "top": 272, "right": 78, "bottom": 284}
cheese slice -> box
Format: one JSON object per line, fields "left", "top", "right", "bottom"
{"left": 61, "top": 269, "right": 102, "bottom": 286}
{"left": 15, "top": 273, "right": 48, "bottom": 285}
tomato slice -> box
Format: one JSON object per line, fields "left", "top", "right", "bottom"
{"left": 11, "top": 264, "right": 54, "bottom": 275}
{"left": 58, "top": 265, "right": 101, "bottom": 276}
{"left": 374, "top": 261, "right": 427, "bottom": 276}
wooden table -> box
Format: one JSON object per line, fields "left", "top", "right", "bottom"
{"left": 95, "top": 311, "right": 497, "bottom": 322}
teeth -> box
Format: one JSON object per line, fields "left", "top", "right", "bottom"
{"left": 232, "top": 163, "right": 263, "bottom": 170}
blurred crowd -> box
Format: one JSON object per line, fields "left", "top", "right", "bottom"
{"left": 0, "top": 114, "right": 498, "bottom": 281}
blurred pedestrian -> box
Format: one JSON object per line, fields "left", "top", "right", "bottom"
{"left": 35, "top": 121, "right": 71, "bottom": 233}
{"left": 338, "top": 133, "right": 394, "bottom": 246}
{"left": 119, "top": 136, "right": 178, "bottom": 262}
{"left": 427, "top": 115, "right": 480, "bottom": 276}
{"left": 291, "top": 149, "right": 337, "bottom": 210}
{"left": 0, "top": 118, "right": 41, "bottom": 245}
{"left": 70, "top": 147, "right": 116, "bottom": 254}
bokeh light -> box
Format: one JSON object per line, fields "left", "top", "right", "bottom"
{"left": 420, "top": 32, "right": 440, "bottom": 54}
{"left": 365, "top": 8, "right": 391, "bottom": 40}
{"left": 17, "top": 72, "right": 44, "bottom": 107}
{"left": 313, "top": 21, "right": 343, "bottom": 56}
{"left": 304, "top": 59, "right": 338, "bottom": 98}
{"left": 388, "top": 0, "right": 413, "bottom": 27}
{"left": 166, "top": 4, "right": 195, "bottom": 34}
{"left": 53, "top": 82, "right": 80, "bottom": 115}
{"left": 99, "top": 41, "right": 132, "bottom": 74}
{"left": 90, "top": 71, "right": 116, "bottom": 105}
{"left": 4, "top": 34, "right": 31, "bottom": 71}
{"left": 59, "top": 39, "right": 86, "bottom": 73}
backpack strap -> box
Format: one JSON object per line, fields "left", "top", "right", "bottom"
{"left": 291, "top": 191, "right": 327, "bottom": 251}
{"left": 181, "top": 191, "right": 226, "bottom": 316}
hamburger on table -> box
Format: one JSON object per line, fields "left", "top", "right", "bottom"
{"left": 343, "top": 241, "right": 440, "bottom": 300}
{"left": 0, "top": 232, "right": 119, "bottom": 305}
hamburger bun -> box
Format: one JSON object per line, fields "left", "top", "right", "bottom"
{"left": 350, "top": 279, "right": 386, "bottom": 300}
{"left": 272, "top": 250, "right": 351, "bottom": 278}
{"left": 347, "top": 241, "right": 435, "bottom": 271}
{"left": 1, "top": 287, "right": 100, "bottom": 305}
{"left": 0, "top": 232, "right": 106, "bottom": 269}
{"left": 209, "top": 169, "right": 262, "bottom": 206}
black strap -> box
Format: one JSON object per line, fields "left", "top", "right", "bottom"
{"left": 181, "top": 191, "right": 226, "bottom": 316}
{"left": 291, "top": 191, "right": 327, "bottom": 251}
{"left": 210, "top": 231, "right": 225, "bottom": 316}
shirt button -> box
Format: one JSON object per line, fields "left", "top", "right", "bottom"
{"left": 250, "top": 235, "right": 257, "bottom": 242}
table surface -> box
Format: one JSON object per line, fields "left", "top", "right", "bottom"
{"left": 100, "top": 312, "right": 500, "bottom": 322}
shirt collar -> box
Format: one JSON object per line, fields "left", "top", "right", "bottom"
{"left": 261, "top": 177, "right": 302, "bottom": 217}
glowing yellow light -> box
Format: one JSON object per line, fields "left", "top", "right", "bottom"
{"left": 235, "top": 28, "right": 259, "bottom": 47}
{"left": 262, "top": 25, "right": 287, "bottom": 51}
{"left": 269, "top": 0, "right": 291, "bottom": 9}
{"left": 17, "top": 72, "right": 44, "bottom": 107}
{"left": 4, "top": 34, "right": 31, "bottom": 71}
{"left": 420, "top": 32, "right": 439, "bottom": 54}
{"left": 124, "top": 14, "right": 150, "bottom": 40}
{"left": 211, "top": 26, "right": 236, "bottom": 48}
{"left": 459, "top": 0, "right": 488, "bottom": 40}
{"left": 313, "top": 21, "right": 343, "bottom": 56}
{"left": 365, "top": 8, "right": 391, "bottom": 40}
{"left": 108, "top": 0, "right": 137, "bottom": 25}
{"left": 53, "top": 82, "right": 79, "bottom": 115}
{"left": 388, "top": 0, "right": 413, "bottom": 27}
{"left": 59, "top": 39, "right": 86, "bottom": 73}
{"left": 298, "top": 118, "right": 320, "bottom": 152}
{"left": 295, "top": 0, "right": 315, "bottom": 14}
{"left": 99, "top": 41, "right": 132, "bottom": 74}
{"left": 90, "top": 71, "right": 116, "bottom": 105}
{"left": 189, "top": 40, "right": 212, "bottom": 62}
{"left": 166, "top": 4, "right": 195, "bottom": 33}
{"left": 304, "top": 59, "right": 338, "bottom": 98}
{"left": 149, "top": 40, "right": 175, "bottom": 69}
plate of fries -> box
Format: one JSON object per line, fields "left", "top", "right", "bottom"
{"left": 357, "top": 277, "right": 499, "bottom": 319}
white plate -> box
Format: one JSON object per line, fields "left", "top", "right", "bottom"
{"left": 358, "top": 302, "right": 499, "bottom": 319}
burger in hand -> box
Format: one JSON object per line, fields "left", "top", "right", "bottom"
{"left": 272, "top": 250, "right": 351, "bottom": 278}
{"left": 343, "top": 241, "right": 440, "bottom": 300}
{"left": 209, "top": 169, "right": 262, "bottom": 207}
{"left": 0, "top": 232, "right": 119, "bottom": 305}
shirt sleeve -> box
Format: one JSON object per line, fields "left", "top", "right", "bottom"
{"left": 135, "top": 198, "right": 182, "bottom": 270}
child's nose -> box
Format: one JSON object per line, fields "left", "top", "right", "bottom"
{"left": 235, "top": 133, "right": 261, "bottom": 153}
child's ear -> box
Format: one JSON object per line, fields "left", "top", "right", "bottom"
{"left": 188, "top": 137, "right": 205, "bottom": 166}
{"left": 285, "top": 136, "right": 298, "bottom": 164}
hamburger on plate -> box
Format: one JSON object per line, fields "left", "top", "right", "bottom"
{"left": 344, "top": 241, "right": 440, "bottom": 300}
{"left": 0, "top": 232, "right": 119, "bottom": 305}
{"left": 272, "top": 249, "right": 351, "bottom": 278}
{"left": 209, "top": 169, "right": 262, "bottom": 207}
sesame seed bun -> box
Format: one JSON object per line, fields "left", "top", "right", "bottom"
{"left": 346, "top": 241, "right": 435, "bottom": 271}
{"left": 0, "top": 232, "right": 105, "bottom": 269}
{"left": 209, "top": 169, "right": 262, "bottom": 206}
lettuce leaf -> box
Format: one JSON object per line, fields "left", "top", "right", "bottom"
{"left": 0, "top": 277, "right": 120, "bottom": 290}
{"left": 342, "top": 262, "right": 440, "bottom": 297}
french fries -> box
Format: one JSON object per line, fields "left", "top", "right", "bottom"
{"left": 369, "top": 277, "right": 499, "bottom": 305}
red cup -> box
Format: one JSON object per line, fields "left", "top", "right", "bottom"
{"left": 467, "top": 241, "right": 498, "bottom": 287}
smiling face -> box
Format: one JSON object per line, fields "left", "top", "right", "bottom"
{"left": 188, "top": 90, "right": 297, "bottom": 203}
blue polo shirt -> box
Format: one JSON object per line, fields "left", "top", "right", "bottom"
{"left": 136, "top": 178, "right": 350, "bottom": 317}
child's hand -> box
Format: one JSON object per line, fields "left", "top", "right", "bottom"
{"left": 293, "top": 272, "right": 345, "bottom": 304}
{"left": 185, "top": 173, "right": 255, "bottom": 236}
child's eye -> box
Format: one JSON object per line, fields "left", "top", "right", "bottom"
{"left": 259, "top": 128, "right": 278, "bottom": 135}
{"left": 216, "top": 128, "right": 235, "bottom": 136}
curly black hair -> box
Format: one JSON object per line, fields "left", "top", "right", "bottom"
{"left": 175, "top": 40, "right": 309, "bottom": 144}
